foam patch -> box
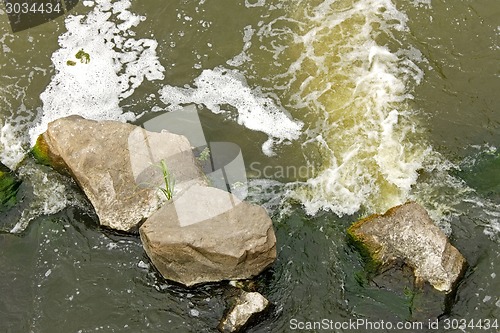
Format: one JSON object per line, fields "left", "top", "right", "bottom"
{"left": 30, "top": 0, "right": 165, "bottom": 145}
{"left": 159, "top": 66, "right": 303, "bottom": 156}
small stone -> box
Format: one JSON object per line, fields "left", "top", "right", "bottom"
{"left": 218, "top": 291, "right": 269, "bottom": 333}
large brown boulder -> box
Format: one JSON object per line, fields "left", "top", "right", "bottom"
{"left": 32, "top": 115, "right": 278, "bottom": 286}
{"left": 32, "top": 115, "right": 205, "bottom": 232}
{"left": 140, "top": 184, "right": 277, "bottom": 286}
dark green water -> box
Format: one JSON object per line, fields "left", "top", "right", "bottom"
{"left": 1, "top": 0, "right": 499, "bottom": 332}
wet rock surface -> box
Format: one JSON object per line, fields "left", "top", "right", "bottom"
{"left": 140, "top": 184, "right": 277, "bottom": 287}
{"left": 218, "top": 290, "right": 270, "bottom": 333}
{"left": 348, "top": 201, "right": 467, "bottom": 319}
{"left": 34, "top": 116, "right": 277, "bottom": 287}
{"left": 32, "top": 116, "right": 203, "bottom": 232}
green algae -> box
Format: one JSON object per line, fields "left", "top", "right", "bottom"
{"left": 347, "top": 214, "right": 385, "bottom": 274}
{"left": 31, "top": 134, "right": 70, "bottom": 175}
{"left": 0, "top": 162, "right": 21, "bottom": 209}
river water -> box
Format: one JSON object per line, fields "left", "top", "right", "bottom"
{"left": 0, "top": 0, "right": 499, "bottom": 332}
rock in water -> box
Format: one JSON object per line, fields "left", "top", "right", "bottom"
{"left": 348, "top": 202, "right": 466, "bottom": 293}
{"left": 0, "top": 161, "right": 21, "bottom": 209}
{"left": 32, "top": 116, "right": 277, "bottom": 286}
{"left": 218, "top": 291, "right": 270, "bottom": 333}
{"left": 140, "top": 184, "right": 277, "bottom": 286}
{"left": 32, "top": 116, "right": 205, "bottom": 232}
{"left": 348, "top": 202, "right": 467, "bottom": 319}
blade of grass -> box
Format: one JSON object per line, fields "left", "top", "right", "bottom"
{"left": 158, "top": 159, "right": 175, "bottom": 200}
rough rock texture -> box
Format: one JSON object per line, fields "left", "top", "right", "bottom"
{"left": 348, "top": 201, "right": 466, "bottom": 293}
{"left": 218, "top": 291, "right": 270, "bottom": 333}
{"left": 140, "top": 184, "right": 277, "bottom": 286}
{"left": 33, "top": 115, "right": 277, "bottom": 285}
{"left": 0, "top": 161, "right": 21, "bottom": 209}
{"left": 348, "top": 202, "right": 468, "bottom": 319}
{"left": 33, "top": 116, "right": 205, "bottom": 232}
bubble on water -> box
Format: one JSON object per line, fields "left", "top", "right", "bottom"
{"left": 106, "top": 243, "right": 119, "bottom": 250}
{"left": 412, "top": 0, "right": 432, "bottom": 7}
{"left": 262, "top": 0, "right": 431, "bottom": 216}
{"left": 137, "top": 260, "right": 150, "bottom": 270}
{"left": 10, "top": 161, "right": 90, "bottom": 233}
{"left": 29, "top": 0, "right": 165, "bottom": 146}
{"left": 159, "top": 66, "right": 303, "bottom": 156}
{"left": 245, "top": 0, "right": 266, "bottom": 8}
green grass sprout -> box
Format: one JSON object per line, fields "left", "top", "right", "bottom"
{"left": 157, "top": 159, "right": 175, "bottom": 200}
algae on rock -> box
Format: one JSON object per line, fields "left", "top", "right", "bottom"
{"left": 0, "top": 161, "right": 22, "bottom": 209}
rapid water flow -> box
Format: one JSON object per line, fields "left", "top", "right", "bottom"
{"left": 1, "top": 0, "right": 499, "bottom": 332}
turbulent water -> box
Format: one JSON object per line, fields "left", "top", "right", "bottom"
{"left": 259, "top": 0, "right": 431, "bottom": 216}
{"left": 1, "top": 0, "right": 499, "bottom": 332}
{"left": 0, "top": 0, "right": 497, "bottom": 231}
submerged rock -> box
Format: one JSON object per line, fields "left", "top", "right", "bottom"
{"left": 32, "top": 116, "right": 204, "bottom": 232}
{"left": 218, "top": 290, "right": 270, "bottom": 333}
{"left": 140, "top": 184, "right": 277, "bottom": 286}
{"left": 0, "top": 161, "right": 22, "bottom": 210}
{"left": 348, "top": 202, "right": 467, "bottom": 318}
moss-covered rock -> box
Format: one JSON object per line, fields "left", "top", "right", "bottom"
{"left": 347, "top": 214, "right": 385, "bottom": 273}
{"left": 31, "top": 133, "right": 70, "bottom": 175}
{"left": 348, "top": 202, "right": 466, "bottom": 292}
{"left": 0, "top": 162, "right": 22, "bottom": 209}
{"left": 31, "top": 134, "right": 51, "bottom": 166}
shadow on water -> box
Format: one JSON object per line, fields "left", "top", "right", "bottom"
{"left": 0, "top": 206, "right": 229, "bottom": 332}
{"left": 0, "top": 194, "right": 417, "bottom": 332}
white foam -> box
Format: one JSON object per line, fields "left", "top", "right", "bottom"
{"left": 10, "top": 162, "right": 89, "bottom": 233}
{"left": 375, "top": 110, "right": 428, "bottom": 191}
{"left": 29, "top": 0, "right": 165, "bottom": 145}
{"left": 268, "top": 0, "right": 431, "bottom": 216}
{"left": 0, "top": 122, "right": 27, "bottom": 169}
{"left": 412, "top": 0, "right": 432, "bottom": 6}
{"left": 226, "top": 25, "right": 254, "bottom": 67}
{"left": 159, "top": 66, "right": 303, "bottom": 156}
